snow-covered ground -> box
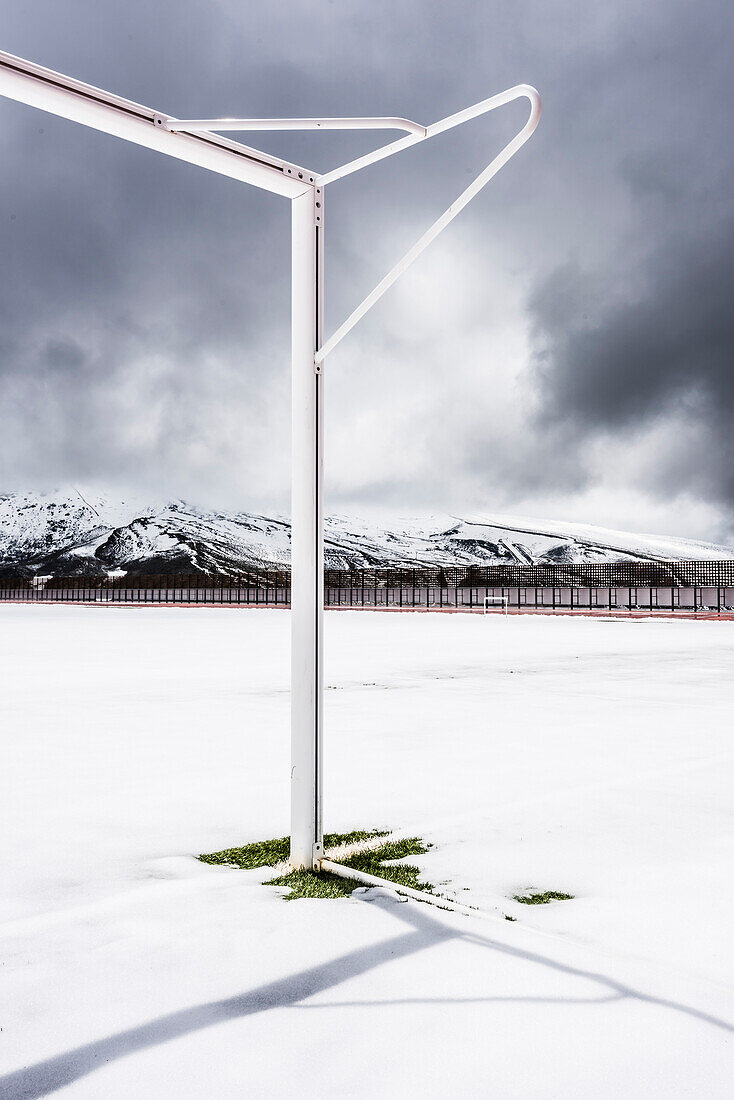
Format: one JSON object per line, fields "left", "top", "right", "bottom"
{"left": 1, "top": 606, "right": 732, "bottom": 1098}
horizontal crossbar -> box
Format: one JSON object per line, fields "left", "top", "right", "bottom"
{"left": 163, "top": 116, "right": 425, "bottom": 135}
{"left": 0, "top": 48, "right": 310, "bottom": 200}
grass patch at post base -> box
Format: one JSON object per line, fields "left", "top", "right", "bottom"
{"left": 199, "top": 829, "right": 434, "bottom": 900}
{"left": 512, "top": 890, "right": 574, "bottom": 905}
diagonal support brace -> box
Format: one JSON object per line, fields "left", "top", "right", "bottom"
{"left": 314, "top": 85, "right": 540, "bottom": 365}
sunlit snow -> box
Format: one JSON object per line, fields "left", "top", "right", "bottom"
{"left": 1, "top": 605, "right": 732, "bottom": 1097}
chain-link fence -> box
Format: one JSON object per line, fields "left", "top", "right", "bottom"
{"left": 2, "top": 561, "right": 734, "bottom": 611}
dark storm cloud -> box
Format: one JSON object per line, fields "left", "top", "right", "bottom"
{"left": 528, "top": 83, "right": 734, "bottom": 502}
{"left": 531, "top": 212, "right": 734, "bottom": 504}
{"left": 533, "top": 217, "right": 734, "bottom": 428}
{"left": 1, "top": 0, "right": 733, "bottom": 531}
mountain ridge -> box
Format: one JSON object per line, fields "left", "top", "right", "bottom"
{"left": 1, "top": 488, "right": 732, "bottom": 578}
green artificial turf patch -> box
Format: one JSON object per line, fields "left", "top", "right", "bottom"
{"left": 199, "top": 829, "right": 433, "bottom": 900}
{"left": 512, "top": 890, "right": 574, "bottom": 905}
{"left": 199, "top": 830, "right": 386, "bottom": 871}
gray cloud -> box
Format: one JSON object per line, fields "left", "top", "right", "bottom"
{"left": 1, "top": 0, "right": 732, "bottom": 537}
{"left": 529, "top": 179, "right": 734, "bottom": 514}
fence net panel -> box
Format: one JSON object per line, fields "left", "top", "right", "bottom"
{"left": 1, "top": 561, "right": 734, "bottom": 610}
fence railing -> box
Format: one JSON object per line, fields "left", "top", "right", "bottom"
{"left": 1, "top": 561, "right": 734, "bottom": 611}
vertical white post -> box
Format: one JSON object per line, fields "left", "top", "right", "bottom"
{"left": 290, "top": 189, "right": 324, "bottom": 869}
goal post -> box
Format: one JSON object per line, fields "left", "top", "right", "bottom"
{"left": 483, "top": 594, "right": 509, "bottom": 615}
{"left": 0, "top": 47, "right": 540, "bottom": 871}
{"left": 289, "top": 189, "right": 325, "bottom": 869}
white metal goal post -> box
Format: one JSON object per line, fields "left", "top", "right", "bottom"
{"left": 0, "top": 48, "right": 540, "bottom": 871}
{"left": 483, "top": 594, "right": 509, "bottom": 614}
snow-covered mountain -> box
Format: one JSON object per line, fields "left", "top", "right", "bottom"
{"left": 1, "top": 488, "right": 732, "bottom": 577}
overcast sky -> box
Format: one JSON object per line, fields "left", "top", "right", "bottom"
{"left": 1, "top": 1, "right": 733, "bottom": 541}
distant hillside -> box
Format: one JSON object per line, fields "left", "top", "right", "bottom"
{"left": 1, "top": 489, "right": 732, "bottom": 578}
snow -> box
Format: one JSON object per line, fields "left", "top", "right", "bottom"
{"left": 0, "top": 488, "right": 154, "bottom": 561}
{"left": 1, "top": 605, "right": 732, "bottom": 1097}
{"left": 461, "top": 510, "right": 734, "bottom": 561}
{"left": 3, "top": 487, "right": 734, "bottom": 577}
